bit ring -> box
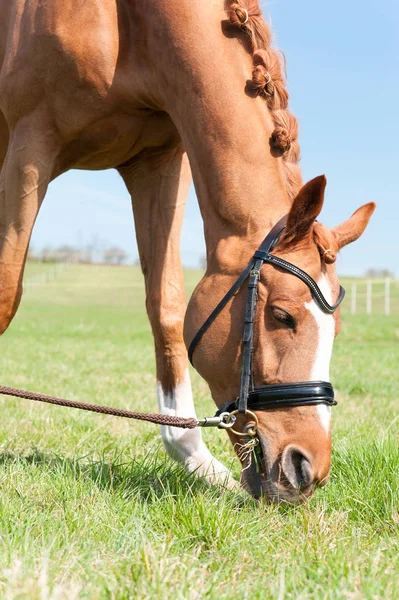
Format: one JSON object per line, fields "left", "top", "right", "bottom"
{"left": 225, "top": 409, "right": 258, "bottom": 437}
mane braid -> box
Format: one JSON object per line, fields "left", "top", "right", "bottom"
{"left": 227, "top": 0, "right": 302, "bottom": 199}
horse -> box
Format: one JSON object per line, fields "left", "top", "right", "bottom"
{"left": 0, "top": 0, "right": 374, "bottom": 503}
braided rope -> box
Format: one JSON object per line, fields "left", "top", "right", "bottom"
{"left": 0, "top": 386, "right": 198, "bottom": 429}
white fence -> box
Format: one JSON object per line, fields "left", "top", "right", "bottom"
{"left": 23, "top": 262, "right": 68, "bottom": 293}
{"left": 350, "top": 278, "right": 394, "bottom": 316}
{"left": 22, "top": 266, "right": 399, "bottom": 317}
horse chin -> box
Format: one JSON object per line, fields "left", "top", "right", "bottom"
{"left": 239, "top": 434, "right": 314, "bottom": 505}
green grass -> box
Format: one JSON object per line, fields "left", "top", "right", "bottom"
{"left": 0, "top": 263, "right": 398, "bottom": 599}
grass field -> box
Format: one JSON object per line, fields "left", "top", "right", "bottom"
{"left": 0, "top": 262, "right": 398, "bottom": 599}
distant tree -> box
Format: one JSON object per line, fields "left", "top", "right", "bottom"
{"left": 41, "top": 246, "right": 56, "bottom": 262}
{"left": 79, "top": 245, "right": 93, "bottom": 264}
{"left": 364, "top": 268, "right": 394, "bottom": 278}
{"left": 40, "top": 245, "right": 80, "bottom": 263}
{"left": 27, "top": 246, "right": 38, "bottom": 261}
{"left": 55, "top": 245, "right": 81, "bottom": 263}
{"left": 104, "top": 246, "right": 128, "bottom": 265}
{"left": 380, "top": 269, "right": 394, "bottom": 278}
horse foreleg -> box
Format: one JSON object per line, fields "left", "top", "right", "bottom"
{"left": 118, "top": 147, "right": 236, "bottom": 488}
{"left": 0, "top": 114, "right": 59, "bottom": 333}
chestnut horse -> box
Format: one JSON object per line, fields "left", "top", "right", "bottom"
{"left": 0, "top": 0, "right": 374, "bottom": 503}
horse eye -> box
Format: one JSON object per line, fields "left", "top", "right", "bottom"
{"left": 271, "top": 307, "right": 296, "bottom": 329}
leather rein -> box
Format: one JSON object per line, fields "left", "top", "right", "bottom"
{"left": 188, "top": 215, "right": 345, "bottom": 425}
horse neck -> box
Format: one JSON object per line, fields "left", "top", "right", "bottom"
{"left": 188, "top": 130, "right": 291, "bottom": 273}
{"left": 152, "top": 0, "right": 293, "bottom": 273}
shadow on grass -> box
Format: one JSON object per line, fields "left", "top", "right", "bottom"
{"left": 6, "top": 444, "right": 397, "bottom": 531}
{"left": 0, "top": 448, "right": 249, "bottom": 507}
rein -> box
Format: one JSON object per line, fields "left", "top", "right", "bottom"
{"left": 0, "top": 385, "right": 236, "bottom": 431}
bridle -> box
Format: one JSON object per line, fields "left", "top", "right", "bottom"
{"left": 188, "top": 215, "right": 345, "bottom": 435}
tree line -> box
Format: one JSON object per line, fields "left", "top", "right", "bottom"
{"left": 28, "top": 245, "right": 129, "bottom": 265}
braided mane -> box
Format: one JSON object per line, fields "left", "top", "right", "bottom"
{"left": 227, "top": 1, "right": 302, "bottom": 199}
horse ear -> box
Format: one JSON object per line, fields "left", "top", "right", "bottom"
{"left": 284, "top": 175, "right": 327, "bottom": 242}
{"left": 332, "top": 202, "right": 376, "bottom": 249}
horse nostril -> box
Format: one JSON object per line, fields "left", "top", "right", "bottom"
{"left": 281, "top": 445, "right": 314, "bottom": 491}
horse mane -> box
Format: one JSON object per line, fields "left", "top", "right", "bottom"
{"left": 226, "top": 0, "right": 302, "bottom": 200}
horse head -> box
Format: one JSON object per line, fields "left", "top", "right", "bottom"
{"left": 185, "top": 175, "right": 375, "bottom": 503}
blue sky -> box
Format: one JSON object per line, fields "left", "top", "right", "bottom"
{"left": 31, "top": 0, "right": 398, "bottom": 275}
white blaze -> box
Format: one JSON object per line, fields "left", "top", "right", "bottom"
{"left": 304, "top": 274, "right": 335, "bottom": 433}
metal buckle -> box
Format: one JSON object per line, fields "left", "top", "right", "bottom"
{"left": 197, "top": 412, "right": 237, "bottom": 429}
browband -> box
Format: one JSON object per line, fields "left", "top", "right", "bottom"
{"left": 254, "top": 252, "right": 345, "bottom": 315}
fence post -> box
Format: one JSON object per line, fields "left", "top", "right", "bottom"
{"left": 366, "top": 281, "right": 372, "bottom": 315}
{"left": 351, "top": 283, "right": 357, "bottom": 315}
{"left": 385, "top": 278, "right": 391, "bottom": 316}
